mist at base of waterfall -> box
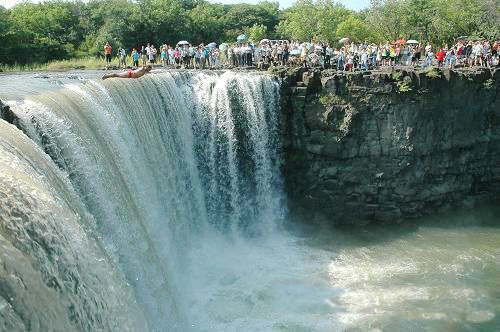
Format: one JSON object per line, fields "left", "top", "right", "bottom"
{"left": 180, "top": 206, "right": 499, "bottom": 332}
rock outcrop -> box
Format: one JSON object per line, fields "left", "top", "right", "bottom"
{"left": 276, "top": 67, "right": 500, "bottom": 223}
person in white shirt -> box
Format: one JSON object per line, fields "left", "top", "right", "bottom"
{"left": 360, "top": 50, "right": 368, "bottom": 71}
{"left": 325, "top": 45, "right": 333, "bottom": 68}
{"left": 118, "top": 48, "right": 126, "bottom": 68}
{"left": 148, "top": 45, "right": 155, "bottom": 64}
{"left": 253, "top": 45, "right": 261, "bottom": 65}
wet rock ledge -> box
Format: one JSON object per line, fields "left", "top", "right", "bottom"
{"left": 275, "top": 67, "right": 500, "bottom": 223}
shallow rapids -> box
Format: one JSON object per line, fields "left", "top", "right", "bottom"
{"left": 0, "top": 70, "right": 498, "bottom": 332}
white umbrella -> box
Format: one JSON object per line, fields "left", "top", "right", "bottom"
{"left": 177, "top": 40, "right": 190, "bottom": 46}
{"left": 338, "top": 37, "right": 349, "bottom": 44}
{"left": 300, "top": 42, "right": 312, "bottom": 49}
{"left": 259, "top": 39, "right": 270, "bottom": 44}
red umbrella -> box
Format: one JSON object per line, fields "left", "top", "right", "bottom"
{"left": 395, "top": 39, "right": 406, "bottom": 45}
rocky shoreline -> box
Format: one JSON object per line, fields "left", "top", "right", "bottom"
{"left": 276, "top": 66, "right": 500, "bottom": 223}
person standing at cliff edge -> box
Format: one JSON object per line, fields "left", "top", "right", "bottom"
{"left": 101, "top": 65, "right": 152, "bottom": 80}
{"left": 436, "top": 49, "right": 445, "bottom": 67}
{"left": 104, "top": 42, "right": 112, "bottom": 69}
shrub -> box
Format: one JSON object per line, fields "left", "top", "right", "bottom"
{"left": 425, "top": 68, "right": 441, "bottom": 79}
{"left": 319, "top": 93, "right": 344, "bottom": 106}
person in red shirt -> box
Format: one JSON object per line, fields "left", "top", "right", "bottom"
{"left": 104, "top": 42, "right": 112, "bottom": 69}
{"left": 436, "top": 49, "right": 445, "bottom": 67}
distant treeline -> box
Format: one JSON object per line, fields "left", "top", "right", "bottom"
{"left": 0, "top": 0, "right": 498, "bottom": 65}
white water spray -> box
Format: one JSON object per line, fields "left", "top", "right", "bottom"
{"left": 2, "top": 71, "right": 285, "bottom": 330}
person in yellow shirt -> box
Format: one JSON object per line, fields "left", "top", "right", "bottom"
{"left": 389, "top": 46, "right": 396, "bottom": 66}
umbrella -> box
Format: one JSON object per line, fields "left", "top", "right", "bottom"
{"left": 237, "top": 34, "right": 248, "bottom": 42}
{"left": 219, "top": 43, "right": 229, "bottom": 51}
{"left": 259, "top": 39, "right": 270, "bottom": 44}
{"left": 456, "top": 35, "right": 468, "bottom": 40}
{"left": 207, "top": 42, "right": 217, "bottom": 48}
{"left": 395, "top": 39, "right": 406, "bottom": 44}
{"left": 290, "top": 49, "right": 301, "bottom": 56}
{"left": 300, "top": 42, "right": 312, "bottom": 49}
{"left": 177, "top": 40, "right": 189, "bottom": 46}
{"left": 338, "top": 37, "right": 349, "bottom": 43}
{"left": 406, "top": 39, "right": 419, "bottom": 44}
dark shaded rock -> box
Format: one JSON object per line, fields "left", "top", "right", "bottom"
{"left": 279, "top": 68, "right": 500, "bottom": 224}
{"left": 0, "top": 100, "right": 20, "bottom": 128}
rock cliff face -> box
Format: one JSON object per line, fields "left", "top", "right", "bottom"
{"left": 277, "top": 67, "right": 500, "bottom": 223}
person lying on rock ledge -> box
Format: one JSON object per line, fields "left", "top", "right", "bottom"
{"left": 102, "top": 65, "right": 152, "bottom": 80}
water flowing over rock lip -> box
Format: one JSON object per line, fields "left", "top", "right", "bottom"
{"left": 1, "top": 70, "right": 284, "bottom": 330}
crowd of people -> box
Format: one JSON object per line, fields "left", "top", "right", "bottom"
{"left": 104, "top": 37, "right": 499, "bottom": 72}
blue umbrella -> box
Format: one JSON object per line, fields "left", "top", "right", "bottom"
{"left": 207, "top": 42, "right": 217, "bottom": 49}
{"left": 237, "top": 34, "right": 248, "bottom": 42}
{"left": 290, "top": 49, "right": 301, "bottom": 56}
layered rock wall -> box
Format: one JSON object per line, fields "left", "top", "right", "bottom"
{"left": 277, "top": 67, "right": 500, "bottom": 223}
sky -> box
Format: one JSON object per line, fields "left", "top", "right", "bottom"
{"left": 0, "top": 0, "right": 371, "bottom": 11}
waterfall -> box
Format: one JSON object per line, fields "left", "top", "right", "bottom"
{"left": 0, "top": 71, "right": 284, "bottom": 331}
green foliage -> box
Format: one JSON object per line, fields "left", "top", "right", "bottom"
{"left": 364, "top": 0, "right": 499, "bottom": 46}
{"left": 365, "top": 0, "right": 408, "bottom": 42}
{"left": 277, "top": 0, "right": 318, "bottom": 41}
{"left": 0, "top": 0, "right": 281, "bottom": 65}
{"left": 0, "top": 0, "right": 497, "bottom": 67}
{"left": 0, "top": 56, "right": 107, "bottom": 72}
{"left": 336, "top": 16, "right": 375, "bottom": 44}
{"left": 248, "top": 24, "right": 268, "bottom": 43}
{"left": 396, "top": 81, "right": 412, "bottom": 93}
{"left": 319, "top": 93, "right": 344, "bottom": 106}
{"left": 315, "top": 0, "right": 353, "bottom": 44}
{"left": 277, "top": 0, "right": 353, "bottom": 44}
{"left": 425, "top": 68, "right": 442, "bottom": 79}
{"left": 391, "top": 70, "right": 403, "bottom": 81}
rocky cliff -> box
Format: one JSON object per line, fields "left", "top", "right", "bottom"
{"left": 276, "top": 67, "right": 500, "bottom": 223}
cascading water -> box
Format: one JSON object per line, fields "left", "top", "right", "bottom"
{"left": 1, "top": 71, "right": 288, "bottom": 331}
{"left": 2, "top": 71, "right": 499, "bottom": 332}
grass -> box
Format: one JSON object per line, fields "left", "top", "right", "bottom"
{"left": 319, "top": 93, "right": 345, "bottom": 106}
{"left": 391, "top": 70, "right": 403, "bottom": 81}
{"left": 0, "top": 57, "right": 112, "bottom": 72}
{"left": 396, "top": 81, "right": 412, "bottom": 93}
{"left": 424, "top": 67, "right": 442, "bottom": 79}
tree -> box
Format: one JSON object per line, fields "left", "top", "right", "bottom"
{"left": 188, "top": 3, "right": 226, "bottom": 44}
{"left": 336, "top": 15, "right": 375, "bottom": 44}
{"left": 404, "top": 0, "right": 434, "bottom": 41}
{"left": 277, "top": 0, "right": 317, "bottom": 41}
{"left": 365, "top": 0, "right": 409, "bottom": 42}
{"left": 223, "top": 2, "right": 279, "bottom": 39}
{"left": 248, "top": 24, "right": 268, "bottom": 43}
{"left": 316, "top": 0, "right": 353, "bottom": 44}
